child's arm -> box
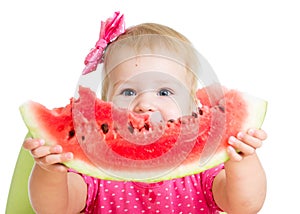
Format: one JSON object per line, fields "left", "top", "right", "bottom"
{"left": 23, "top": 138, "right": 87, "bottom": 214}
{"left": 212, "top": 129, "right": 267, "bottom": 214}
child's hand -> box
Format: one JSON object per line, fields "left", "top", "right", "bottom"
{"left": 23, "top": 138, "right": 73, "bottom": 173}
{"left": 227, "top": 129, "right": 267, "bottom": 161}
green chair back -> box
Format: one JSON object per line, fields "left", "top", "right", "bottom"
{"left": 6, "top": 147, "right": 35, "bottom": 213}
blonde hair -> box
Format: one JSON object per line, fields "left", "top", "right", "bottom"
{"left": 101, "top": 23, "right": 199, "bottom": 101}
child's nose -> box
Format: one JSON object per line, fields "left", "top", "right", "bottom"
{"left": 132, "top": 93, "right": 157, "bottom": 113}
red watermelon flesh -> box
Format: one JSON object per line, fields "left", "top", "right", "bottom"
{"left": 19, "top": 85, "right": 267, "bottom": 182}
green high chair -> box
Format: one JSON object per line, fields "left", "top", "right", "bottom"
{"left": 6, "top": 135, "right": 35, "bottom": 213}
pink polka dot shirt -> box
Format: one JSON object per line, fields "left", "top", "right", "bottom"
{"left": 73, "top": 164, "right": 224, "bottom": 214}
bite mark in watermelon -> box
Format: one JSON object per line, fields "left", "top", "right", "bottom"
{"left": 19, "top": 85, "right": 267, "bottom": 182}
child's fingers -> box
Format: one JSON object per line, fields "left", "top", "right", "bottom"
{"left": 228, "top": 136, "right": 256, "bottom": 156}
{"left": 227, "top": 146, "right": 242, "bottom": 162}
{"left": 237, "top": 132, "right": 263, "bottom": 149}
{"left": 23, "top": 138, "right": 45, "bottom": 150}
{"left": 37, "top": 152, "right": 73, "bottom": 166}
{"left": 248, "top": 129, "right": 267, "bottom": 140}
{"left": 31, "top": 145, "right": 63, "bottom": 159}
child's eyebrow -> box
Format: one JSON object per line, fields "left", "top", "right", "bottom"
{"left": 111, "top": 79, "right": 135, "bottom": 92}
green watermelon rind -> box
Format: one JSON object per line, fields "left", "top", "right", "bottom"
{"left": 19, "top": 102, "right": 57, "bottom": 147}
{"left": 240, "top": 93, "right": 268, "bottom": 131}
{"left": 19, "top": 92, "right": 267, "bottom": 183}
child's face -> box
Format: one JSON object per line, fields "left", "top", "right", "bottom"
{"left": 106, "top": 56, "right": 195, "bottom": 121}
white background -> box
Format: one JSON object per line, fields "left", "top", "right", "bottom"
{"left": 1, "top": 0, "right": 299, "bottom": 213}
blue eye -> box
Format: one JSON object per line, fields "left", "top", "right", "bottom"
{"left": 158, "top": 88, "right": 173, "bottom": 96}
{"left": 120, "top": 89, "right": 136, "bottom": 96}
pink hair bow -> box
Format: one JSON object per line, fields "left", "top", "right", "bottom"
{"left": 82, "top": 12, "right": 125, "bottom": 75}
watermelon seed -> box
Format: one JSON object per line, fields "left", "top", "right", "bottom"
{"left": 192, "top": 112, "right": 198, "bottom": 118}
{"left": 218, "top": 105, "right": 225, "bottom": 113}
{"left": 168, "top": 119, "right": 175, "bottom": 123}
{"left": 101, "top": 123, "right": 109, "bottom": 134}
{"left": 81, "top": 136, "right": 85, "bottom": 141}
{"left": 198, "top": 107, "right": 203, "bottom": 115}
{"left": 128, "top": 122, "right": 134, "bottom": 134}
{"left": 68, "top": 129, "right": 75, "bottom": 139}
{"left": 144, "top": 123, "right": 150, "bottom": 131}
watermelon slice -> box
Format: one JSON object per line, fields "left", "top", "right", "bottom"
{"left": 19, "top": 85, "right": 267, "bottom": 182}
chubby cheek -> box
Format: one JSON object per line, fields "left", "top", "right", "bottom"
{"left": 158, "top": 102, "right": 183, "bottom": 121}
{"left": 159, "top": 98, "right": 195, "bottom": 121}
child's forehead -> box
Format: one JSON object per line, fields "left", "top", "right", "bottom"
{"left": 103, "top": 39, "right": 192, "bottom": 72}
{"left": 109, "top": 55, "right": 187, "bottom": 78}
